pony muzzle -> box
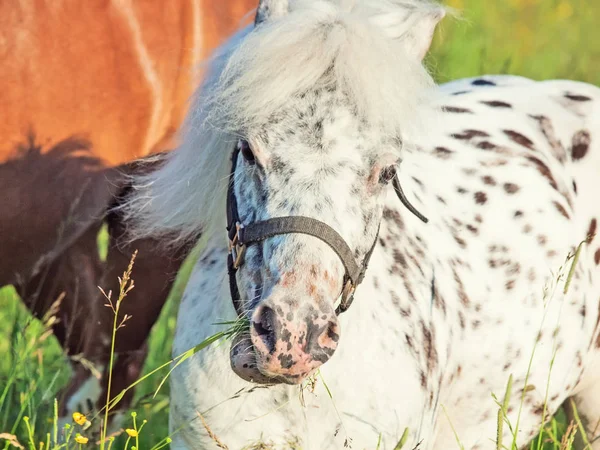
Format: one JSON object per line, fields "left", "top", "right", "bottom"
{"left": 229, "top": 300, "right": 340, "bottom": 384}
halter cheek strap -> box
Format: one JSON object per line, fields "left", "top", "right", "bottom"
{"left": 226, "top": 144, "right": 427, "bottom": 317}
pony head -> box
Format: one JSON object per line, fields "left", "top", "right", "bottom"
{"left": 123, "top": 0, "right": 445, "bottom": 385}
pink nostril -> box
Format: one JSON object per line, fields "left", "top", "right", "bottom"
{"left": 252, "top": 305, "right": 277, "bottom": 354}
{"left": 326, "top": 320, "right": 340, "bottom": 344}
{"left": 304, "top": 317, "right": 339, "bottom": 358}
{"left": 250, "top": 301, "right": 340, "bottom": 379}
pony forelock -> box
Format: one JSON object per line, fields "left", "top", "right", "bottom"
{"left": 121, "top": 0, "right": 442, "bottom": 247}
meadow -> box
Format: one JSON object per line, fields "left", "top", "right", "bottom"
{"left": 1, "top": 0, "right": 599, "bottom": 448}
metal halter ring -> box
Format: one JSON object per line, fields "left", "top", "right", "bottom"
{"left": 228, "top": 223, "right": 247, "bottom": 270}
{"left": 336, "top": 278, "right": 356, "bottom": 314}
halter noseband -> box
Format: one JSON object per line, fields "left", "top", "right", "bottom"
{"left": 226, "top": 144, "right": 428, "bottom": 317}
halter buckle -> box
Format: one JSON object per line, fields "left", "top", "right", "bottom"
{"left": 228, "top": 223, "right": 246, "bottom": 270}
{"left": 337, "top": 279, "right": 356, "bottom": 313}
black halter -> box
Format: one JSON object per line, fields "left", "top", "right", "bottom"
{"left": 226, "top": 145, "right": 428, "bottom": 317}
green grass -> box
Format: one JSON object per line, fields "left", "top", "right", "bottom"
{"left": 1, "top": 0, "right": 599, "bottom": 448}
{"left": 429, "top": 0, "right": 600, "bottom": 86}
{"left": 0, "top": 227, "right": 194, "bottom": 449}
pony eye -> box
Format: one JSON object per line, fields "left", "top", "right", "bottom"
{"left": 379, "top": 165, "right": 397, "bottom": 184}
{"left": 239, "top": 140, "right": 256, "bottom": 165}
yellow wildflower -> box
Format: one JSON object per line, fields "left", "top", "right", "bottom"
{"left": 125, "top": 429, "right": 139, "bottom": 437}
{"left": 74, "top": 435, "right": 89, "bottom": 444}
{"left": 72, "top": 412, "right": 87, "bottom": 426}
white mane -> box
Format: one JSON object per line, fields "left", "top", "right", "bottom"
{"left": 121, "top": 0, "right": 441, "bottom": 246}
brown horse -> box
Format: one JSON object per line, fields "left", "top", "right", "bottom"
{"left": 0, "top": 0, "right": 256, "bottom": 428}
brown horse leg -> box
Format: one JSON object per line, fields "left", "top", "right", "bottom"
{"left": 15, "top": 223, "right": 111, "bottom": 431}
{"left": 68, "top": 210, "right": 187, "bottom": 431}
{"left": 15, "top": 223, "right": 104, "bottom": 359}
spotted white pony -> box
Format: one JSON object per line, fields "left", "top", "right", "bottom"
{"left": 122, "top": 0, "right": 600, "bottom": 448}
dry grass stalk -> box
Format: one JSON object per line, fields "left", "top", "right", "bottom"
{"left": 0, "top": 433, "right": 24, "bottom": 449}
{"left": 560, "top": 421, "right": 578, "bottom": 449}
{"left": 196, "top": 411, "right": 229, "bottom": 449}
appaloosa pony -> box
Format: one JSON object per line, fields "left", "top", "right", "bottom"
{"left": 123, "top": 0, "right": 600, "bottom": 448}
{"left": 0, "top": 0, "right": 256, "bottom": 427}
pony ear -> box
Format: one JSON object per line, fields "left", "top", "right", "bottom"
{"left": 255, "top": 0, "right": 291, "bottom": 26}
{"left": 371, "top": 5, "right": 446, "bottom": 61}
